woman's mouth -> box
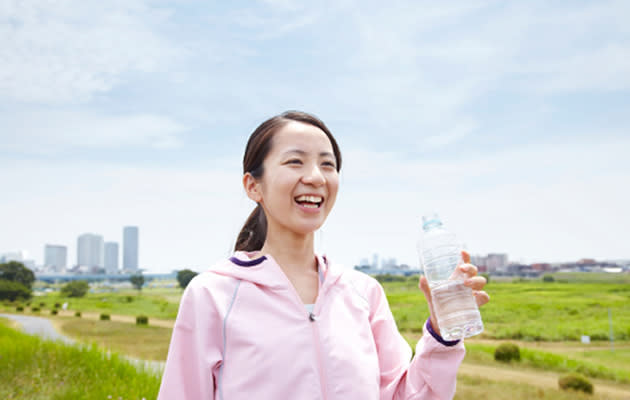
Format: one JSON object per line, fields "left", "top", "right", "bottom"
{"left": 294, "top": 195, "right": 323, "bottom": 209}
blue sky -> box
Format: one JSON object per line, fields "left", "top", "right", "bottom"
{"left": 1, "top": 0, "right": 629, "bottom": 272}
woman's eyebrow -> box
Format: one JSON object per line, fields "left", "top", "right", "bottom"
{"left": 282, "top": 149, "right": 335, "bottom": 158}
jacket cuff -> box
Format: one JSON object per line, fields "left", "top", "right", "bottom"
{"left": 426, "top": 319, "right": 460, "bottom": 347}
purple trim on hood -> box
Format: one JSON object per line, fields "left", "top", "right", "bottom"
{"left": 426, "top": 319, "right": 460, "bottom": 347}
{"left": 229, "top": 255, "right": 267, "bottom": 267}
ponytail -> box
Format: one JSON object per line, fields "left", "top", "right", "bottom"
{"left": 234, "top": 204, "right": 267, "bottom": 252}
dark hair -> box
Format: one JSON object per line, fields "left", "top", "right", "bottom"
{"left": 234, "top": 111, "right": 342, "bottom": 252}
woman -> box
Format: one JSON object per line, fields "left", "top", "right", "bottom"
{"left": 158, "top": 111, "right": 489, "bottom": 399}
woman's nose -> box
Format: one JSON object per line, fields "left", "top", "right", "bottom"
{"left": 302, "top": 164, "right": 325, "bottom": 185}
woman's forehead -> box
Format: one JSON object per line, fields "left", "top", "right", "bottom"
{"left": 271, "top": 121, "right": 333, "bottom": 153}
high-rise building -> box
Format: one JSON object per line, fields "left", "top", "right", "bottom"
{"left": 77, "top": 233, "right": 104, "bottom": 268}
{"left": 123, "top": 226, "right": 139, "bottom": 272}
{"left": 104, "top": 242, "right": 119, "bottom": 274}
{"left": 44, "top": 245, "right": 67, "bottom": 272}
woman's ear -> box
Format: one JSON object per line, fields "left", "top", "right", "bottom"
{"left": 243, "top": 172, "right": 262, "bottom": 203}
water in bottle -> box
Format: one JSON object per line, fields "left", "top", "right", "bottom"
{"left": 418, "top": 214, "right": 483, "bottom": 341}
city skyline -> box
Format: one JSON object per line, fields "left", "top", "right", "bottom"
{"left": 3, "top": 226, "right": 140, "bottom": 273}
{"left": 1, "top": 2, "right": 629, "bottom": 273}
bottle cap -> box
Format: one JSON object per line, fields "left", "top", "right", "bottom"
{"left": 422, "top": 214, "right": 442, "bottom": 230}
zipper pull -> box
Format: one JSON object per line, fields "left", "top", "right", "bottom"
{"left": 309, "top": 312, "right": 317, "bottom": 322}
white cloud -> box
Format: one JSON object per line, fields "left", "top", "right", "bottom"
{"left": 0, "top": 0, "right": 176, "bottom": 104}
{"left": 0, "top": 111, "right": 186, "bottom": 153}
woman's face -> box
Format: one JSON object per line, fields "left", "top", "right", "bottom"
{"left": 250, "top": 121, "right": 339, "bottom": 238}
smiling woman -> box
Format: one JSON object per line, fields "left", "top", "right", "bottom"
{"left": 157, "top": 110, "right": 489, "bottom": 400}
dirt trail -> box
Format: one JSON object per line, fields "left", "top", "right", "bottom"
{"left": 459, "top": 362, "right": 630, "bottom": 399}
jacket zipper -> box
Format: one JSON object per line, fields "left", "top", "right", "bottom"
{"left": 280, "top": 272, "right": 328, "bottom": 400}
{"left": 309, "top": 311, "right": 328, "bottom": 400}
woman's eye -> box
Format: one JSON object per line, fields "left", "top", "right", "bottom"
{"left": 322, "top": 161, "right": 336, "bottom": 168}
{"left": 286, "top": 159, "right": 302, "bottom": 165}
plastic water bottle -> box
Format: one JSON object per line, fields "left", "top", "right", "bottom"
{"left": 418, "top": 214, "right": 483, "bottom": 340}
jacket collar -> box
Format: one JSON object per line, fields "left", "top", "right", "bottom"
{"left": 208, "top": 251, "right": 343, "bottom": 290}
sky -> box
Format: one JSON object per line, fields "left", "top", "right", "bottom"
{"left": 1, "top": 0, "right": 629, "bottom": 273}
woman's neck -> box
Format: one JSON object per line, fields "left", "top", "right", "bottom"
{"left": 259, "top": 230, "right": 317, "bottom": 275}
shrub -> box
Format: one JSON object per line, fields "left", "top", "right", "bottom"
{"left": 543, "top": 274, "right": 555, "bottom": 282}
{"left": 39, "top": 302, "right": 46, "bottom": 307}
{"left": 16, "top": 305, "right": 24, "bottom": 312}
{"left": 51, "top": 309, "right": 58, "bottom": 315}
{"left": 0, "top": 279, "right": 32, "bottom": 301}
{"left": 61, "top": 280, "right": 89, "bottom": 298}
{"left": 54, "top": 302, "right": 61, "bottom": 308}
{"left": 31, "top": 307, "right": 40, "bottom": 312}
{"left": 100, "top": 313, "right": 110, "bottom": 321}
{"left": 75, "top": 311, "right": 82, "bottom": 317}
{"left": 558, "top": 373, "right": 593, "bottom": 394}
{"left": 136, "top": 315, "right": 149, "bottom": 325}
{"left": 126, "top": 295, "right": 134, "bottom": 303}
{"left": 494, "top": 342, "right": 521, "bottom": 362}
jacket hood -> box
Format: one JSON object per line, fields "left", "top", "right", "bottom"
{"left": 207, "top": 251, "right": 345, "bottom": 290}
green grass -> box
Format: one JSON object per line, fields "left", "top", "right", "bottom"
{"left": 463, "top": 342, "right": 630, "bottom": 384}
{"left": 58, "top": 317, "right": 172, "bottom": 361}
{"left": 0, "top": 317, "right": 160, "bottom": 400}
{"left": 25, "top": 289, "right": 182, "bottom": 319}
{"left": 384, "top": 278, "right": 630, "bottom": 341}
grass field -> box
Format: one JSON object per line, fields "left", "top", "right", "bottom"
{"left": 3, "top": 274, "right": 630, "bottom": 398}
{"left": 31, "top": 289, "right": 181, "bottom": 319}
{"left": 0, "top": 317, "right": 160, "bottom": 400}
{"left": 385, "top": 278, "right": 630, "bottom": 341}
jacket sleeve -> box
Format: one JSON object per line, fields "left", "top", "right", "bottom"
{"left": 369, "top": 281, "right": 466, "bottom": 400}
{"left": 158, "top": 277, "right": 223, "bottom": 400}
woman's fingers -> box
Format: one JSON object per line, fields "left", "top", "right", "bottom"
{"left": 473, "top": 290, "right": 490, "bottom": 307}
{"left": 461, "top": 250, "right": 471, "bottom": 264}
{"left": 457, "top": 263, "right": 478, "bottom": 277}
{"left": 464, "top": 276, "right": 487, "bottom": 290}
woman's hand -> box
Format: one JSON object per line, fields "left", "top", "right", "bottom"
{"left": 418, "top": 250, "right": 490, "bottom": 337}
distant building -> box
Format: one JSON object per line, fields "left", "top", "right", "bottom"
{"left": 486, "top": 253, "right": 509, "bottom": 273}
{"left": 104, "top": 242, "right": 119, "bottom": 274}
{"left": 1, "top": 250, "right": 28, "bottom": 263}
{"left": 382, "top": 257, "right": 397, "bottom": 269}
{"left": 77, "top": 233, "right": 104, "bottom": 269}
{"left": 1, "top": 250, "right": 35, "bottom": 270}
{"left": 123, "top": 226, "right": 139, "bottom": 272}
{"left": 44, "top": 245, "right": 67, "bottom": 272}
{"left": 372, "top": 254, "right": 379, "bottom": 269}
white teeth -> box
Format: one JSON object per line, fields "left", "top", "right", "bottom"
{"left": 302, "top": 203, "right": 318, "bottom": 208}
{"left": 295, "top": 195, "right": 323, "bottom": 203}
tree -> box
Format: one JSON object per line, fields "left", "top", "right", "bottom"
{"left": 130, "top": 274, "right": 145, "bottom": 291}
{"left": 0, "top": 279, "right": 32, "bottom": 301}
{"left": 0, "top": 261, "right": 35, "bottom": 289}
{"left": 60, "top": 280, "right": 89, "bottom": 298}
{"left": 177, "top": 269, "right": 198, "bottom": 289}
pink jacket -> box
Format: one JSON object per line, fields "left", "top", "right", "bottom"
{"left": 158, "top": 252, "right": 465, "bottom": 399}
